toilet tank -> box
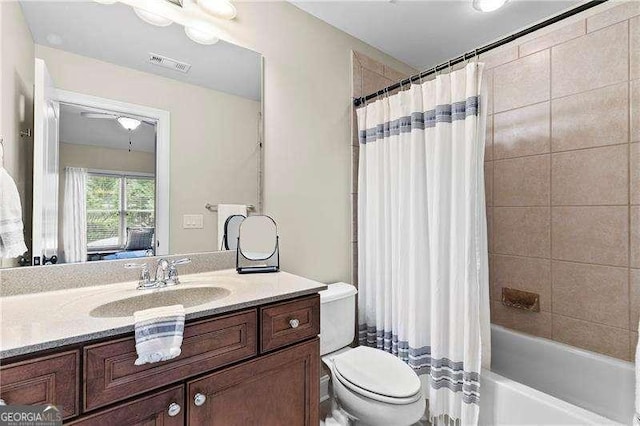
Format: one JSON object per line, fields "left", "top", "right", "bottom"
{"left": 320, "top": 282, "right": 357, "bottom": 356}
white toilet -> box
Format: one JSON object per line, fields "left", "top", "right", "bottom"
{"left": 320, "top": 283, "right": 426, "bottom": 426}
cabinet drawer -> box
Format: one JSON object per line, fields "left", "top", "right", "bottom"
{"left": 84, "top": 309, "right": 257, "bottom": 411}
{"left": 0, "top": 350, "right": 79, "bottom": 420}
{"left": 260, "top": 295, "right": 320, "bottom": 353}
{"left": 68, "top": 385, "right": 184, "bottom": 426}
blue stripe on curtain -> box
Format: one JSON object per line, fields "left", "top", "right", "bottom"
{"left": 358, "top": 95, "right": 480, "bottom": 144}
{"left": 359, "top": 324, "right": 481, "bottom": 405}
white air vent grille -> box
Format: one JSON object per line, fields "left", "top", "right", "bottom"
{"left": 148, "top": 53, "right": 192, "bottom": 74}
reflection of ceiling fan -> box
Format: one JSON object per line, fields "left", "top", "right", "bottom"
{"left": 80, "top": 111, "right": 155, "bottom": 131}
{"left": 80, "top": 111, "right": 156, "bottom": 152}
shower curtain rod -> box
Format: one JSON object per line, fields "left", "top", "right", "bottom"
{"left": 353, "top": 0, "right": 607, "bottom": 107}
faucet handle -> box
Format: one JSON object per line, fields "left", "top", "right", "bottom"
{"left": 125, "top": 263, "right": 153, "bottom": 288}
{"left": 170, "top": 258, "right": 191, "bottom": 266}
{"left": 165, "top": 258, "right": 191, "bottom": 286}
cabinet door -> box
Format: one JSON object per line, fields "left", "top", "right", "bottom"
{"left": 0, "top": 350, "right": 79, "bottom": 420}
{"left": 67, "top": 386, "right": 184, "bottom": 426}
{"left": 187, "top": 338, "right": 319, "bottom": 426}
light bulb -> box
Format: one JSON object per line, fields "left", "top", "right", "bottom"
{"left": 117, "top": 117, "right": 142, "bottom": 131}
{"left": 197, "top": 0, "right": 236, "bottom": 20}
{"left": 184, "top": 24, "right": 219, "bottom": 45}
{"left": 472, "top": 0, "right": 508, "bottom": 12}
{"left": 134, "top": 7, "right": 173, "bottom": 27}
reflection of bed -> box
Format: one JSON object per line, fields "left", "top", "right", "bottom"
{"left": 103, "top": 249, "right": 153, "bottom": 260}
{"left": 87, "top": 227, "right": 155, "bottom": 262}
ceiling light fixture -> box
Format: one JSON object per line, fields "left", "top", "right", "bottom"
{"left": 107, "top": 0, "right": 229, "bottom": 44}
{"left": 472, "top": 0, "right": 509, "bottom": 12}
{"left": 134, "top": 7, "right": 173, "bottom": 27}
{"left": 117, "top": 116, "right": 142, "bottom": 131}
{"left": 184, "top": 23, "right": 219, "bottom": 45}
{"left": 196, "top": 0, "right": 237, "bottom": 20}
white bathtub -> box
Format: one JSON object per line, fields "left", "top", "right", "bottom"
{"left": 481, "top": 325, "right": 635, "bottom": 425}
{"left": 321, "top": 325, "right": 634, "bottom": 424}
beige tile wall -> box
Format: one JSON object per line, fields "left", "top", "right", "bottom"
{"left": 350, "top": 51, "right": 415, "bottom": 287}
{"left": 350, "top": 3, "right": 639, "bottom": 362}
{"left": 485, "top": 2, "right": 640, "bottom": 361}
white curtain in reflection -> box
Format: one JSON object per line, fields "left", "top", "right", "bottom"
{"left": 356, "top": 63, "right": 490, "bottom": 425}
{"left": 63, "top": 167, "right": 87, "bottom": 263}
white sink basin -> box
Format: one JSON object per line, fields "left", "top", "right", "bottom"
{"left": 89, "top": 286, "right": 231, "bottom": 318}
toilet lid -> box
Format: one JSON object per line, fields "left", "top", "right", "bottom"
{"left": 333, "top": 346, "right": 421, "bottom": 400}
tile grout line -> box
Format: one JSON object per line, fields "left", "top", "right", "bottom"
{"left": 495, "top": 204, "right": 632, "bottom": 208}
{"left": 492, "top": 251, "right": 631, "bottom": 270}
{"left": 549, "top": 43, "right": 554, "bottom": 338}
{"left": 493, "top": 142, "right": 630, "bottom": 163}
{"left": 495, "top": 77, "right": 628, "bottom": 117}
{"left": 491, "top": 300, "right": 632, "bottom": 333}
{"left": 626, "top": 19, "right": 633, "bottom": 358}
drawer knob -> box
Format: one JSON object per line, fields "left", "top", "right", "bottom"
{"left": 289, "top": 318, "right": 300, "bottom": 329}
{"left": 194, "top": 393, "right": 207, "bottom": 407}
{"left": 167, "top": 402, "right": 181, "bottom": 417}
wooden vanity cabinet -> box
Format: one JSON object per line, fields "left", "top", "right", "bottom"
{"left": 0, "top": 294, "right": 320, "bottom": 426}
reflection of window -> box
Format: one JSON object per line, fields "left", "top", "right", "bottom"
{"left": 86, "top": 172, "right": 155, "bottom": 250}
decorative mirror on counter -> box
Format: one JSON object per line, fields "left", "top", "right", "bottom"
{"left": 236, "top": 215, "right": 279, "bottom": 274}
{"left": 0, "top": 1, "right": 263, "bottom": 268}
{"left": 222, "top": 214, "right": 245, "bottom": 251}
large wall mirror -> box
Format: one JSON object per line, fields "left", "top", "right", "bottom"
{"left": 0, "top": 1, "right": 262, "bottom": 268}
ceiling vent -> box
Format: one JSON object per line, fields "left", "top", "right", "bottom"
{"left": 148, "top": 53, "right": 192, "bottom": 73}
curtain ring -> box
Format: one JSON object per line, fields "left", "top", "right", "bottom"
{"left": 448, "top": 60, "right": 452, "bottom": 74}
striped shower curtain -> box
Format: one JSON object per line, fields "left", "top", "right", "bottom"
{"left": 356, "top": 62, "right": 490, "bottom": 425}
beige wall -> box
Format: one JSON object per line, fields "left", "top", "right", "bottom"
{"left": 59, "top": 143, "right": 155, "bottom": 175}
{"left": 36, "top": 44, "right": 261, "bottom": 255}
{"left": 481, "top": 1, "right": 640, "bottom": 361}
{"left": 0, "top": 2, "right": 34, "bottom": 267}
{"left": 211, "top": 3, "right": 415, "bottom": 284}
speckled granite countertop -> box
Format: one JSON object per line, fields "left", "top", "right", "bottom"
{"left": 0, "top": 269, "right": 327, "bottom": 359}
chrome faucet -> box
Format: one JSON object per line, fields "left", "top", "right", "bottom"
{"left": 155, "top": 258, "right": 170, "bottom": 285}
{"left": 125, "top": 257, "right": 191, "bottom": 290}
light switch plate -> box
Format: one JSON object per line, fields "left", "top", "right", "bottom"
{"left": 183, "top": 214, "right": 204, "bottom": 229}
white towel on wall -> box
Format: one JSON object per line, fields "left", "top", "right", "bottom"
{"left": 0, "top": 167, "right": 28, "bottom": 259}
{"left": 635, "top": 327, "right": 640, "bottom": 426}
{"left": 133, "top": 304, "right": 185, "bottom": 366}
{"left": 217, "top": 204, "right": 247, "bottom": 250}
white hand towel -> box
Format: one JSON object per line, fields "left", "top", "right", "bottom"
{"left": 0, "top": 167, "right": 28, "bottom": 259}
{"left": 133, "top": 304, "right": 185, "bottom": 366}
{"left": 217, "top": 204, "right": 247, "bottom": 250}
{"left": 635, "top": 329, "right": 640, "bottom": 426}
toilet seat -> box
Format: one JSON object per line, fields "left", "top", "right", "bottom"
{"left": 332, "top": 346, "right": 422, "bottom": 405}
